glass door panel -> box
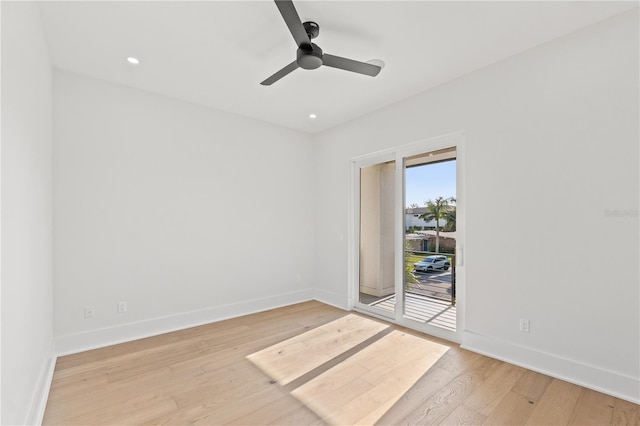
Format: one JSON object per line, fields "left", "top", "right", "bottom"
{"left": 403, "top": 148, "right": 457, "bottom": 331}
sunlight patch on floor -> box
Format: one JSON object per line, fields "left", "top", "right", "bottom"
{"left": 291, "top": 330, "right": 449, "bottom": 425}
{"left": 247, "top": 314, "right": 389, "bottom": 385}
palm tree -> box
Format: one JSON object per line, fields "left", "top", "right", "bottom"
{"left": 419, "top": 196, "right": 455, "bottom": 252}
{"left": 443, "top": 205, "right": 456, "bottom": 232}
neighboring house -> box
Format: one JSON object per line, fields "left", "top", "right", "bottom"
{"left": 405, "top": 207, "right": 451, "bottom": 230}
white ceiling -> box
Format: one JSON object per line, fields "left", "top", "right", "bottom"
{"left": 39, "top": 1, "right": 636, "bottom": 133}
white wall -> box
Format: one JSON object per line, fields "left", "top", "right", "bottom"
{"left": 53, "top": 71, "right": 315, "bottom": 352}
{"left": 1, "top": 3, "right": 55, "bottom": 424}
{"left": 314, "top": 10, "right": 639, "bottom": 402}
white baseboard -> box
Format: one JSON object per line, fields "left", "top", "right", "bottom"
{"left": 25, "top": 340, "right": 57, "bottom": 426}
{"left": 313, "top": 288, "right": 349, "bottom": 310}
{"left": 461, "top": 331, "right": 640, "bottom": 405}
{"left": 55, "top": 289, "right": 315, "bottom": 356}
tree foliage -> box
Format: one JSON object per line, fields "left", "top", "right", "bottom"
{"left": 419, "top": 196, "right": 455, "bottom": 252}
{"left": 405, "top": 242, "right": 419, "bottom": 288}
{"left": 443, "top": 206, "right": 456, "bottom": 232}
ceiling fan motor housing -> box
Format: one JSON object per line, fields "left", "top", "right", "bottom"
{"left": 303, "top": 21, "right": 319, "bottom": 39}
{"left": 297, "top": 43, "right": 323, "bottom": 69}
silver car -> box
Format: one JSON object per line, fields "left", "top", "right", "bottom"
{"left": 413, "top": 255, "right": 451, "bottom": 272}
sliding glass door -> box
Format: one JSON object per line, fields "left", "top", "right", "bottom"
{"left": 351, "top": 133, "right": 464, "bottom": 342}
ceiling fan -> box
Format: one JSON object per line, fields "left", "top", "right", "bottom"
{"left": 261, "top": 0, "right": 382, "bottom": 86}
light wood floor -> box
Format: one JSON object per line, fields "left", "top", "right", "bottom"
{"left": 43, "top": 301, "right": 639, "bottom": 425}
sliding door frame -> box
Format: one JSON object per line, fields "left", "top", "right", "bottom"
{"left": 349, "top": 131, "right": 466, "bottom": 343}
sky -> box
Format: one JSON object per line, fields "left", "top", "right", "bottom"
{"left": 405, "top": 160, "right": 456, "bottom": 207}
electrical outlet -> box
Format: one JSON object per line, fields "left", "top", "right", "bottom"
{"left": 117, "top": 301, "right": 127, "bottom": 313}
{"left": 296, "top": 274, "right": 302, "bottom": 283}
{"left": 519, "top": 318, "right": 530, "bottom": 333}
{"left": 84, "top": 305, "right": 95, "bottom": 319}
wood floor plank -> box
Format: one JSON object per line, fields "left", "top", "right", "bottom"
{"left": 393, "top": 356, "right": 502, "bottom": 425}
{"left": 193, "top": 386, "right": 287, "bottom": 426}
{"left": 462, "top": 361, "right": 526, "bottom": 416}
{"left": 230, "top": 390, "right": 311, "bottom": 425}
{"left": 376, "top": 349, "right": 482, "bottom": 425}
{"left": 69, "top": 393, "right": 178, "bottom": 425}
{"left": 45, "top": 367, "right": 177, "bottom": 420}
{"left": 525, "top": 379, "right": 582, "bottom": 426}
{"left": 568, "top": 387, "right": 615, "bottom": 425}
{"left": 434, "top": 348, "right": 484, "bottom": 374}
{"left": 170, "top": 363, "right": 267, "bottom": 410}
{"left": 267, "top": 404, "right": 325, "bottom": 426}
{"left": 613, "top": 398, "right": 640, "bottom": 426}
{"left": 511, "top": 368, "right": 553, "bottom": 403}
{"left": 354, "top": 345, "right": 447, "bottom": 425}
{"left": 374, "top": 366, "right": 457, "bottom": 425}
{"left": 46, "top": 370, "right": 110, "bottom": 403}
{"left": 481, "top": 391, "right": 536, "bottom": 425}
{"left": 438, "top": 404, "right": 487, "bottom": 426}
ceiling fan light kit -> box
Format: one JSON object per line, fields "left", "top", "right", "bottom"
{"left": 297, "top": 43, "right": 323, "bottom": 70}
{"left": 261, "top": 0, "right": 382, "bottom": 86}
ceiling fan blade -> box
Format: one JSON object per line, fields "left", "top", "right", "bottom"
{"left": 322, "top": 54, "right": 381, "bottom": 77}
{"left": 260, "top": 61, "right": 299, "bottom": 86}
{"left": 274, "top": 0, "right": 311, "bottom": 48}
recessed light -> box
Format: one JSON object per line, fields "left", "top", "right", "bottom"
{"left": 309, "top": 113, "right": 317, "bottom": 119}
{"left": 126, "top": 56, "right": 140, "bottom": 65}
